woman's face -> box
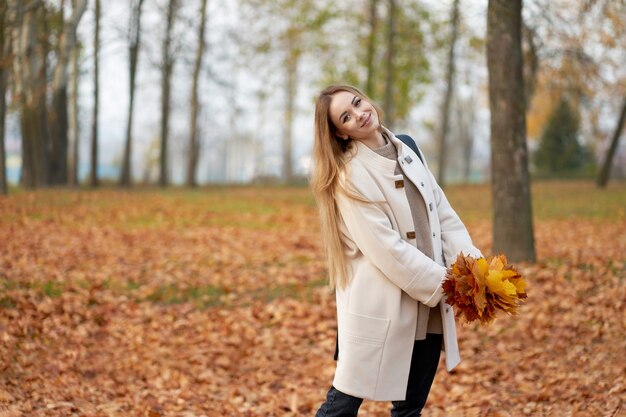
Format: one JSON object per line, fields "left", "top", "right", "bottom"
{"left": 328, "top": 91, "right": 381, "bottom": 142}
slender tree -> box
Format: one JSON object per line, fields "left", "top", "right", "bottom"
{"left": 278, "top": 1, "right": 329, "bottom": 182}
{"left": 436, "top": 0, "right": 460, "bottom": 188}
{"left": 282, "top": 31, "right": 298, "bottom": 182}
{"left": 159, "top": 0, "right": 178, "bottom": 187}
{"left": 239, "top": 0, "right": 335, "bottom": 182}
{"left": 48, "top": 0, "right": 87, "bottom": 185}
{"left": 0, "top": 0, "right": 9, "bottom": 194}
{"left": 68, "top": 0, "right": 81, "bottom": 186}
{"left": 597, "top": 97, "right": 626, "bottom": 187}
{"left": 454, "top": 93, "right": 476, "bottom": 183}
{"left": 383, "top": 0, "right": 396, "bottom": 128}
{"left": 364, "top": 0, "right": 378, "bottom": 97}
{"left": 486, "top": 0, "right": 535, "bottom": 262}
{"left": 186, "top": 0, "right": 208, "bottom": 187}
{"left": 120, "top": 0, "right": 145, "bottom": 188}
{"left": 89, "top": 0, "right": 100, "bottom": 187}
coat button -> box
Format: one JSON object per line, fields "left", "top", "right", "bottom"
{"left": 429, "top": 202, "right": 433, "bottom": 211}
{"left": 395, "top": 180, "right": 404, "bottom": 188}
{"left": 432, "top": 232, "right": 436, "bottom": 238}
{"left": 446, "top": 308, "right": 449, "bottom": 313}
{"left": 420, "top": 181, "right": 425, "bottom": 187}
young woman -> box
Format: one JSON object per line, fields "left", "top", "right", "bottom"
{"left": 310, "top": 84, "right": 482, "bottom": 417}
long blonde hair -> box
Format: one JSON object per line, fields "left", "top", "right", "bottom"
{"left": 310, "top": 85, "right": 384, "bottom": 290}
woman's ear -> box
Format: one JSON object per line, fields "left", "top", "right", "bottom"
{"left": 335, "top": 131, "right": 349, "bottom": 140}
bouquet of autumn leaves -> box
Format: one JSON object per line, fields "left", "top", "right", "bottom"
{"left": 442, "top": 253, "right": 527, "bottom": 324}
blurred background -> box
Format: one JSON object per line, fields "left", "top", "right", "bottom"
{"left": 2, "top": 2, "right": 626, "bottom": 415}
{"left": 0, "top": 0, "right": 624, "bottom": 191}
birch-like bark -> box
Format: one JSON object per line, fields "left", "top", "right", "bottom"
{"left": 282, "top": 36, "right": 298, "bottom": 183}
{"left": 0, "top": 1, "right": 8, "bottom": 194}
{"left": 159, "top": 0, "right": 178, "bottom": 187}
{"left": 186, "top": 0, "right": 208, "bottom": 187}
{"left": 90, "top": 0, "right": 100, "bottom": 187}
{"left": 120, "top": 0, "right": 145, "bottom": 187}
{"left": 436, "top": 0, "right": 460, "bottom": 188}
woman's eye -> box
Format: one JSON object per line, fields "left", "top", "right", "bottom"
{"left": 355, "top": 98, "right": 361, "bottom": 106}
{"left": 343, "top": 115, "right": 350, "bottom": 123}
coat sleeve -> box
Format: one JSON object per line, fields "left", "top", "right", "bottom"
{"left": 336, "top": 174, "right": 446, "bottom": 307}
{"left": 426, "top": 168, "right": 482, "bottom": 266}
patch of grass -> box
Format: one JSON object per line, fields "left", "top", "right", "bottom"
{"left": 1, "top": 279, "right": 65, "bottom": 298}
{"left": 262, "top": 277, "right": 329, "bottom": 303}
{"left": 184, "top": 285, "right": 226, "bottom": 308}
{"left": 145, "top": 284, "right": 183, "bottom": 304}
{"left": 444, "top": 180, "right": 626, "bottom": 222}
{"left": 0, "top": 280, "right": 26, "bottom": 291}
{"left": 263, "top": 283, "right": 299, "bottom": 303}
{"left": 0, "top": 296, "right": 17, "bottom": 308}
{"left": 126, "top": 280, "right": 142, "bottom": 291}
{"left": 144, "top": 283, "right": 226, "bottom": 308}
{"left": 532, "top": 181, "right": 626, "bottom": 220}
{"left": 141, "top": 277, "right": 329, "bottom": 307}
{"left": 6, "top": 181, "right": 622, "bottom": 228}
{"left": 41, "top": 281, "right": 63, "bottom": 298}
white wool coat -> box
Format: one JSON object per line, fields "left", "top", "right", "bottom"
{"left": 332, "top": 128, "right": 482, "bottom": 401}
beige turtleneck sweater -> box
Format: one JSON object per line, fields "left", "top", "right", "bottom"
{"left": 372, "top": 133, "right": 443, "bottom": 339}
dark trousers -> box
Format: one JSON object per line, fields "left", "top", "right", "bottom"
{"left": 315, "top": 333, "right": 443, "bottom": 417}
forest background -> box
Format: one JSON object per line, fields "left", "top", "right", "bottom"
{"left": 0, "top": 0, "right": 624, "bottom": 188}
{"left": 0, "top": 0, "right": 625, "bottom": 416}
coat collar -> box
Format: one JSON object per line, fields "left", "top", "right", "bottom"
{"left": 352, "top": 126, "right": 409, "bottom": 174}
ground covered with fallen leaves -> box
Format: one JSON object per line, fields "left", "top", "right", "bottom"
{"left": 1, "top": 181, "right": 625, "bottom": 417}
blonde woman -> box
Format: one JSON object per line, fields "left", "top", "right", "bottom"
{"left": 311, "top": 85, "right": 482, "bottom": 417}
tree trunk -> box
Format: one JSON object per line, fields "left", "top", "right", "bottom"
{"left": 68, "top": 3, "right": 80, "bottom": 187}
{"left": 48, "top": 86, "right": 69, "bottom": 185}
{"left": 120, "top": 0, "right": 145, "bottom": 188}
{"left": 436, "top": 0, "right": 460, "bottom": 188}
{"left": 159, "top": 0, "right": 178, "bottom": 187}
{"left": 90, "top": 0, "right": 100, "bottom": 187}
{"left": 48, "top": 0, "right": 87, "bottom": 186}
{"left": 365, "top": 0, "right": 378, "bottom": 97}
{"left": 597, "top": 96, "right": 626, "bottom": 187}
{"left": 0, "top": 1, "right": 8, "bottom": 195}
{"left": 282, "top": 40, "right": 297, "bottom": 183}
{"left": 458, "top": 95, "right": 475, "bottom": 183}
{"left": 186, "top": 0, "right": 207, "bottom": 187}
{"left": 486, "top": 0, "right": 535, "bottom": 262}
{"left": 10, "top": 0, "right": 48, "bottom": 189}
{"left": 383, "top": 0, "right": 396, "bottom": 128}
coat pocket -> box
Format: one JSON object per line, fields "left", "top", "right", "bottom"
{"left": 336, "top": 312, "right": 391, "bottom": 398}
{"left": 344, "top": 312, "right": 390, "bottom": 345}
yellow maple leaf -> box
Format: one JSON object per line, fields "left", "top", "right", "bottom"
{"left": 510, "top": 277, "right": 527, "bottom": 294}
{"left": 486, "top": 270, "right": 518, "bottom": 297}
